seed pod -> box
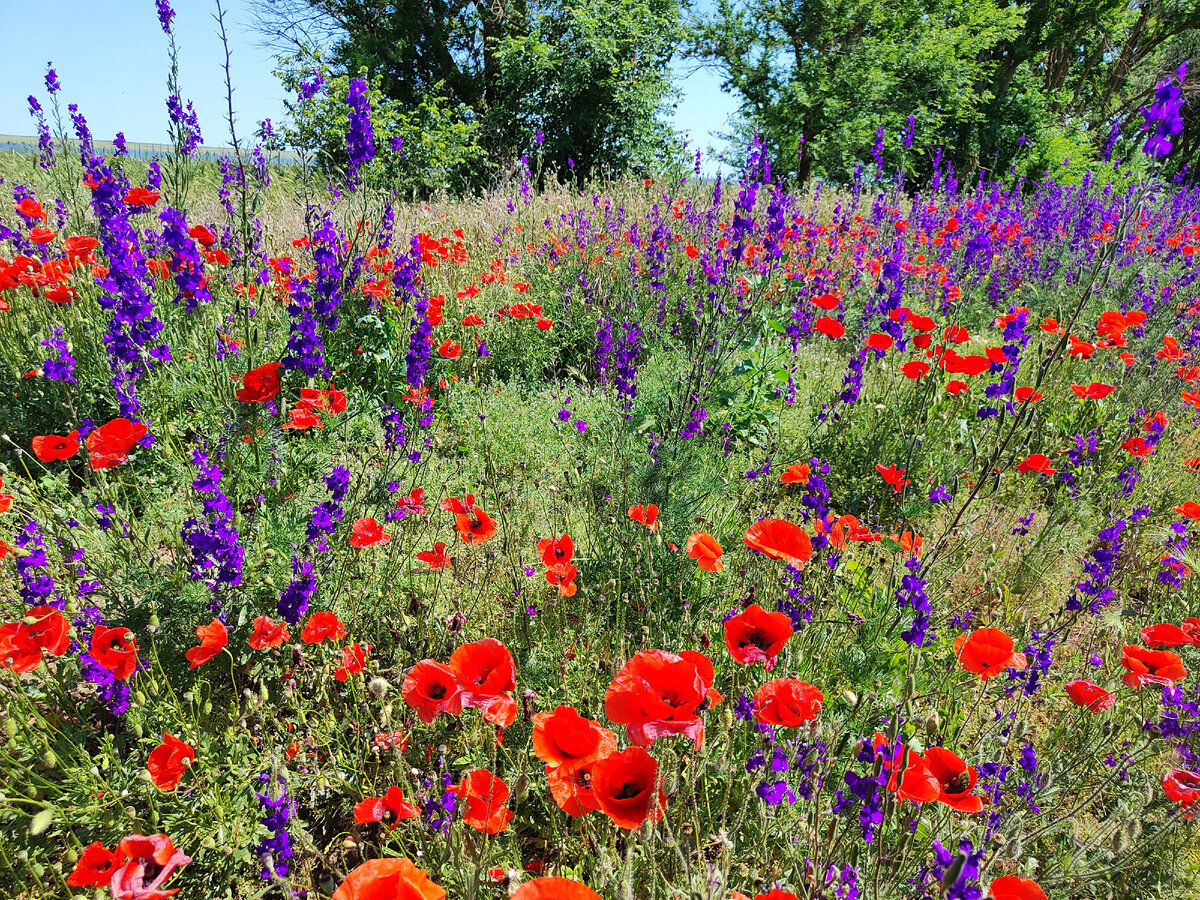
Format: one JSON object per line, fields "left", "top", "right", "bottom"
{"left": 4, "top": 718, "right": 17, "bottom": 741}
{"left": 29, "top": 808, "right": 55, "bottom": 836}
{"left": 41, "top": 750, "right": 57, "bottom": 770}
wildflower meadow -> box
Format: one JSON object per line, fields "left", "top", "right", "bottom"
{"left": 2, "top": 5, "right": 1200, "bottom": 900}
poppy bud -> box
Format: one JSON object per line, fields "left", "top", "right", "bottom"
{"left": 1012, "top": 719, "right": 1027, "bottom": 739}
{"left": 4, "top": 718, "right": 17, "bottom": 741}
{"left": 940, "top": 852, "right": 967, "bottom": 891}
{"left": 202, "top": 836, "right": 216, "bottom": 849}
{"left": 368, "top": 677, "right": 390, "bottom": 699}
{"left": 132, "top": 722, "right": 143, "bottom": 738}
{"left": 260, "top": 683, "right": 271, "bottom": 703}
{"left": 925, "top": 711, "right": 940, "bottom": 735}
{"left": 840, "top": 689, "right": 858, "bottom": 708}
{"left": 134, "top": 691, "right": 147, "bottom": 707}
{"left": 41, "top": 750, "right": 57, "bottom": 770}
{"left": 720, "top": 707, "right": 734, "bottom": 730}
{"left": 1112, "top": 829, "right": 1128, "bottom": 855}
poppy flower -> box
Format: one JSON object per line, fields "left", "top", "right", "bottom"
{"left": 724, "top": 604, "right": 793, "bottom": 670}
{"left": 462, "top": 313, "right": 484, "bottom": 326}
{"left": 875, "top": 464, "right": 909, "bottom": 493}
{"left": 0, "top": 605, "right": 71, "bottom": 673}
{"left": 91, "top": 625, "right": 139, "bottom": 680}
{"left": 753, "top": 892, "right": 800, "bottom": 900}
{"left": 301, "top": 611, "right": 347, "bottom": 645}
{"left": 591, "top": 746, "right": 666, "bottom": 829}
{"left": 780, "top": 462, "right": 810, "bottom": 484}
{"left": 629, "top": 503, "right": 661, "bottom": 532}
{"left": 900, "top": 360, "right": 930, "bottom": 379}
{"left": 1172, "top": 501, "right": 1200, "bottom": 519}
{"left": 437, "top": 339, "right": 462, "bottom": 359}
{"left": 744, "top": 518, "right": 813, "bottom": 570}
{"left": 67, "top": 841, "right": 123, "bottom": 888}
{"left": 988, "top": 876, "right": 1047, "bottom": 900}
{"left": 813, "top": 316, "right": 845, "bottom": 339}
{"left": 185, "top": 618, "right": 228, "bottom": 668}
{"left": 548, "top": 761, "right": 602, "bottom": 816}
{"left": 110, "top": 834, "right": 191, "bottom": 900}
{"left": 0, "top": 476, "right": 12, "bottom": 514}
{"left": 123, "top": 186, "right": 161, "bottom": 206}
{"left": 450, "top": 638, "right": 517, "bottom": 727}
{"left": 546, "top": 562, "right": 578, "bottom": 597}
{"left": 451, "top": 769, "right": 514, "bottom": 834}
{"left": 14, "top": 198, "right": 46, "bottom": 221}
{"left": 283, "top": 404, "right": 323, "bottom": 431}
{"left": 87, "top": 418, "right": 148, "bottom": 469}
{"left": 953, "top": 628, "right": 1028, "bottom": 680}
{"left": 945, "top": 380, "right": 969, "bottom": 395}
{"left": 299, "top": 385, "right": 348, "bottom": 415}
{"left": 512, "top": 877, "right": 602, "bottom": 900}
{"left": 1014, "top": 386, "right": 1042, "bottom": 402}
{"left": 922, "top": 746, "right": 983, "bottom": 813}
{"left": 1120, "top": 645, "right": 1187, "bottom": 690}
{"left": 332, "top": 857, "right": 445, "bottom": 900}
{"left": 349, "top": 517, "right": 390, "bottom": 548}
{"left": 147, "top": 733, "right": 195, "bottom": 791}
{"left": 1070, "top": 381, "right": 1115, "bottom": 400}
{"left": 865, "top": 333, "right": 893, "bottom": 352}
{"left": 188, "top": 224, "right": 217, "bottom": 247}
{"left": 686, "top": 531, "right": 723, "bottom": 572}
{"left": 605, "top": 649, "right": 716, "bottom": 748}
{"left": 532, "top": 705, "right": 617, "bottom": 772}
{"left": 1162, "top": 768, "right": 1200, "bottom": 819}
{"left": 32, "top": 430, "right": 80, "bottom": 462}
{"left": 455, "top": 504, "right": 497, "bottom": 544}
{"left": 538, "top": 533, "right": 574, "bottom": 567}
{"left": 248, "top": 616, "right": 289, "bottom": 650}
{"left": 401, "top": 659, "right": 464, "bottom": 723}
{"left": 1140, "top": 623, "right": 1190, "bottom": 647}
{"left": 335, "top": 643, "right": 369, "bottom": 681}
{"left": 873, "top": 734, "right": 941, "bottom": 803}
{"left": 354, "top": 785, "right": 419, "bottom": 829}
{"left": 753, "top": 679, "right": 823, "bottom": 727}
{"left": 1016, "top": 454, "right": 1056, "bottom": 475}
{"left": 1064, "top": 679, "right": 1115, "bottom": 712}
{"left": 416, "top": 541, "right": 453, "bottom": 570}
{"left": 235, "top": 361, "right": 282, "bottom": 403}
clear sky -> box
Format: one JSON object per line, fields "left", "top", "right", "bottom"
{"left": 0, "top": 0, "right": 738, "bottom": 166}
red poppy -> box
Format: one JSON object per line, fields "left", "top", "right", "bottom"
{"left": 1070, "top": 381, "right": 1115, "bottom": 400}
{"left": 248, "top": 616, "right": 289, "bottom": 650}
{"left": 451, "top": 769, "right": 514, "bottom": 834}
{"left": 32, "top": 430, "right": 80, "bottom": 462}
{"left": 873, "top": 734, "right": 941, "bottom": 804}
{"left": 87, "top": 418, "right": 148, "bottom": 469}
{"left": 1120, "top": 645, "right": 1187, "bottom": 690}
{"left": 335, "top": 642, "right": 369, "bottom": 681}
{"left": 416, "top": 541, "right": 452, "bottom": 570}
{"left": 780, "top": 462, "right": 810, "bottom": 484}
{"left": 538, "top": 533, "right": 574, "bottom": 567}
{"left": 332, "top": 857, "right": 445, "bottom": 900}
{"left": 922, "top": 746, "right": 983, "bottom": 813}
{"left": 687, "top": 531, "right": 723, "bottom": 572}
{"left": 754, "top": 891, "right": 800, "bottom": 900}
{"left": 945, "top": 380, "right": 969, "bottom": 395}
{"left": 354, "top": 785, "right": 419, "bottom": 829}
{"left": 147, "top": 733, "right": 195, "bottom": 791}
{"left": 123, "top": 186, "right": 161, "bottom": 206}
{"left": 0, "top": 476, "right": 12, "bottom": 514}
{"left": 988, "top": 876, "right": 1047, "bottom": 900}
{"left": 1172, "top": 501, "right": 1200, "bottom": 519}
{"left": 512, "top": 877, "right": 602, "bottom": 900}
{"left": 401, "top": 659, "right": 464, "bottom": 723}
{"left": 349, "top": 517, "right": 390, "bottom": 548}
{"left": 744, "top": 518, "right": 813, "bottom": 570}
{"left": 462, "top": 313, "right": 484, "bottom": 326}
{"left": 1014, "top": 386, "right": 1042, "bottom": 402}
{"left": 14, "top": 197, "right": 46, "bottom": 221}
{"left": 300, "top": 385, "right": 348, "bottom": 415}
{"left": 629, "top": 503, "right": 661, "bottom": 532}
{"left": 953, "top": 628, "right": 1027, "bottom": 680}
{"left": 813, "top": 316, "right": 845, "bottom": 339}
{"left": 1016, "top": 453, "right": 1056, "bottom": 475}
{"left": 235, "top": 361, "right": 282, "bottom": 403}
{"left": 185, "top": 618, "right": 228, "bottom": 669}
{"left": 1064, "top": 679, "right": 1115, "bottom": 711}
{"left": 605, "top": 649, "right": 716, "bottom": 748}
{"left": 437, "top": 339, "right": 462, "bottom": 359}
{"left": 753, "top": 679, "right": 823, "bottom": 727}
{"left": 450, "top": 638, "right": 517, "bottom": 727}
{"left": 865, "top": 333, "right": 893, "bottom": 352}
{"left": 301, "top": 611, "right": 347, "bottom": 645}
{"left": 1141, "top": 623, "right": 1191, "bottom": 647}
{"left": 591, "top": 746, "right": 666, "bottom": 829}
{"left": 900, "top": 360, "right": 930, "bottom": 379}
{"left": 548, "top": 761, "right": 602, "bottom": 816}
{"left": 724, "top": 604, "right": 793, "bottom": 670}
{"left": 0, "top": 605, "right": 71, "bottom": 673}
{"left": 455, "top": 504, "right": 497, "bottom": 544}
{"left": 110, "top": 834, "right": 191, "bottom": 900}
{"left": 532, "top": 705, "right": 617, "bottom": 772}
{"left": 188, "top": 224, "right": 217, "bottom": 247}
{"left": 1162, "top": 768, "right": 1200, "bottom": 819}
{"left": 91, "top": 625, "right": 139, "bottom": 680}
{"left": 283, "top": 404, "right": 323, "bottom": 431}
{"left": 29, "top": 226, "right": 57, "bottom": 244}
{"left": 875, "top": 464, "right": 909, "bottom": 493}
{"left": 67, "top": 841, "right": 123, "bottom": 888}
{"left": 546, "top": 562, "right": 578, "bottom": 597}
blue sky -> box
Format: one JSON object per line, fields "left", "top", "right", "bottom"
{"left": 0, "top": 1, "right": 739, "bottom": 166}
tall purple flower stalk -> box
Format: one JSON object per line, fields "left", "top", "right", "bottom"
{"left": 181, "top": 449, "right": 244, "bottom": 612}
{"left": 160, "top": 209, "right": 211, "bottom": 310}
{"left": 345, "top": 77, "right": 375, "bottom": 187}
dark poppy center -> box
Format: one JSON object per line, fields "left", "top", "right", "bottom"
{"left": 429, "top": 683, "right": 447, "bottom": 700}
{"left": 742, "top": 629, "right": 774, "bottom": 651}
{"left": 614, "top": 780, "right": 643, "bottom": 800}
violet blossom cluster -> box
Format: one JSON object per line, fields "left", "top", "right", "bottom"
{"left": 180, "top": 449, "right": 244, "bottom": 611}
{"left": 255, "top": 771, "right": 296, "bottom": 884}
{"left": 345, "top": 77, "right": 375, "bottom": 187}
